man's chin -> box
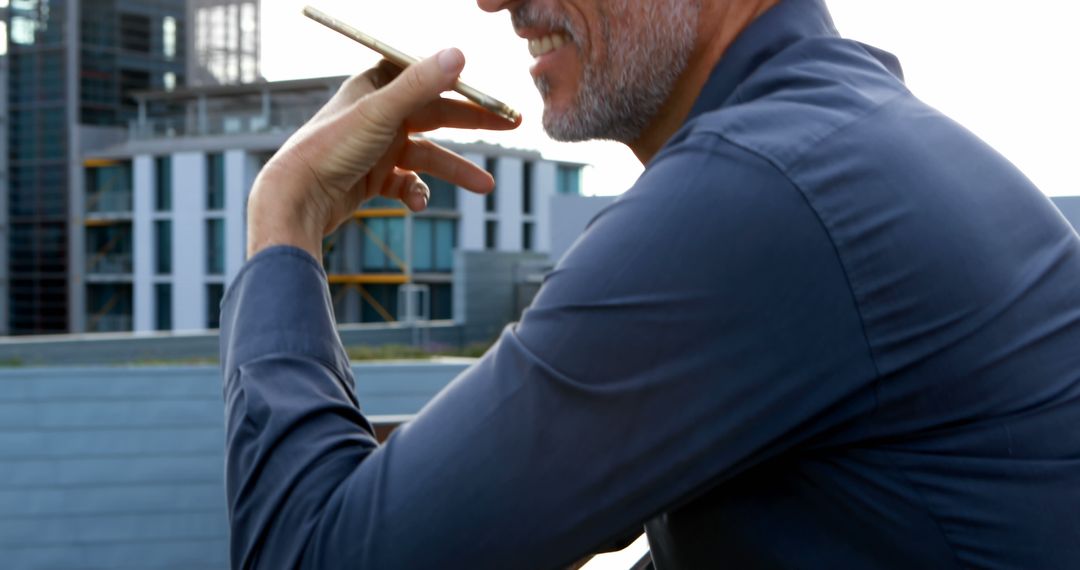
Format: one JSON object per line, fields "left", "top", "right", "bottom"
{"left": 541, "top": 108, "right": 592, "bottom": 143}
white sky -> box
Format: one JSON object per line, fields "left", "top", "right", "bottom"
{"left": 262, "top": 1, "right": 1079, "bottom": 198}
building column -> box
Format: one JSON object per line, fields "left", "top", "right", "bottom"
{"left": 172, "top": 152, "right": 207, "bottom": 331}
{"left": 224, "top": 150, "right": 250, "bottom": 286}
{"left": 496, "top": 157, "right": 523, "bottom": 252}
{"left": 66, "top": 0, "right": 84, "bottom": 334}
{"left": 132, "top": 156, "right": 155, "bottom": 333}
{"left": 458, "top": 152, "right": 486, "bottom": 251}
{"left": 535, "top": 162, "right": 556, "bottom": 254}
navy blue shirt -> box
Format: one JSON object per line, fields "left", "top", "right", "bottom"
{"left": 221, "top": 0, "right": 1080, "bottom": 567}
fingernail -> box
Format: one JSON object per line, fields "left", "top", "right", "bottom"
{"left": 414, "top": 181, "right": 430, "bottom": 207}
{"left": 438, "top": 49, "right": 463, "bottom": 74}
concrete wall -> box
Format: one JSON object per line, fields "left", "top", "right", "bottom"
{"left": 548, "top": 194, "right": 617, "bottom": 264}
{"left": 0, "top": 322, "right": 465, "bottom": 367}
{"left": 495, "top": 157, "right": 524, "bottom": 252}
{"left": 455, "top": 250, "right": 549, "bottom": 344}
{"left": 534, "top": 162, "right": 556, "bottom": 253}
{"left": 0, "top": 361, "right": 471, "bottom": 570}
{"left": 172, "top": 152, "right": 209, "bottom": 332}
{"left": 458, "top": 152, "right": 486, "bottom": 251}
{"left": 133, "top": 156, "right": 156, "bottom": 333}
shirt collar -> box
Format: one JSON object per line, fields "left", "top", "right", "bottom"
{"left": 686, "top": 0, "right": 839, "bottom": 122}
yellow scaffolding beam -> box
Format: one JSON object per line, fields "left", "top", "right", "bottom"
{"left": 84, "top": 219, "right": 122, "bottom": 228}
{"left": 86, "top": 231, "right": 123, "bottom": 272}
{"left": 356, "top": 284, "right": 396, "bottom": 322}
{"left": 354, "top": 208, "right": 408, "bottom": 218}
{"left": 87, "top": 291, "right": 121, "bottom": 332}
{"left": 84, "top": 158, "right": 119, "bottom": 168}
{"left": 357, "top": 218, "right": 408, "bottom": 273}
{"left": 327, "top": 274, "right": 408, "bottom": 285}
{"left": 328, "top": 282, "right": 398, "bottom": 322}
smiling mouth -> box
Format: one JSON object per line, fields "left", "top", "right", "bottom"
{"left": 528, "top": 32, "right": 571, "bottom": 57}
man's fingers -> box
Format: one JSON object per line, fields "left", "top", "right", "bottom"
{"left": 378, "top": 168, "right": 430, "bottom": 212}
{"left": 406, "top": 99, "right": 522, "bottom": 133}
{"left": 363, "top": 49, "right": 465, "bottom": 129}
{"left": 399, "top": 138, "right": 495, "bottom": 194}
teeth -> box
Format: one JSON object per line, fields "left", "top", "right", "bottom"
{"left": 528, "top": 33, "right": 570, "bottom": 58}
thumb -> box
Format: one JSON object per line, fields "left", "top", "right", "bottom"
{"left": 366, "top": 48, "right": 466, "bottom": 127}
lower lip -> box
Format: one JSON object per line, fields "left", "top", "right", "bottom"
{"left": 529, "top": 43, "right": 574, "bottom": 78}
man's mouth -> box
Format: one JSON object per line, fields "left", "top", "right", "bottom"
{"left": 528, "top": 32, "right": 571, "bottom": 58}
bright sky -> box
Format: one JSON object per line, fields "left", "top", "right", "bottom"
{"left": 262, "top": 1, "right": 1079, "bottom": 198}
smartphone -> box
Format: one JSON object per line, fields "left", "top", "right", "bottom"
{"left": 303, "top": 6, "right": 520, "bottom": 123}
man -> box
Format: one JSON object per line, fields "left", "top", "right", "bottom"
{"left": 222, "top": 0, "right": 1080, "bottom": 567}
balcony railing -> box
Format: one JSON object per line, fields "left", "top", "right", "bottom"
{"left": 129, "top": 105, "right": 322, "bottom": 140}
{"left": 87, "top": 253, "right": 133, "bottom": 275}
{"left": 86, "top": 314, "right": 134, "bottom": 333}
{"left": 86, "top": 192, "right": 133, "bottom": 214}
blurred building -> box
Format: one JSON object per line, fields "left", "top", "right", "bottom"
{"left": 186, "top": 0, "right": 260, "bottom": 86}
{"left": 79, "top": 76, "right": 588, "bottom": 334}
{"left": 1, "top": 0, "right": 263, "bottom": 336}
{"left": 2, "top": 1, "right": 187, "bottom": 335}
{"left": 0, "top": 4, "right": 9, "bottom": 336}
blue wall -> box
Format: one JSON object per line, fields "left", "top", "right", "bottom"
{"left": 0, "top": 362, "right": 470, "bottom": 569}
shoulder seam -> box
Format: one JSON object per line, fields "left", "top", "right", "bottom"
{"left": 676, "top": 123, "right": 890, "bottom": 413}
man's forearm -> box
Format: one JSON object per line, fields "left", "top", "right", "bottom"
{"left": 220, "top": 246, "right": 377, "bottom": 568}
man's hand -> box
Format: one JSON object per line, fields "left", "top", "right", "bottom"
{"left": 246, "top": 48, "right": 520, "bottom": 261}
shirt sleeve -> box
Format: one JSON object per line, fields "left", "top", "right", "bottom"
{"left": 220, "top": 136, "right": 880, "bottom": 569}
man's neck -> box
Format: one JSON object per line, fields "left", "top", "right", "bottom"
{"left": 628, "top": 0, "right": 782, "bottom": 164}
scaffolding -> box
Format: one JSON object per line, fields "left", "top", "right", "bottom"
{"left": 83, "top": 160, "right": 135, "bottom": 332}
{"left": 326, "top": 205, "right": 411, "bottom": 323}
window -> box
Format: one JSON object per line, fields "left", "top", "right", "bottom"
{"left": 207, "top": 153, "right": 225, "bottom": 210}
{"left": 120, "top": 68, "right": 151, "bottom": 118}
{"left": 155, "top": 283, "right": 172, "bottom": 331}
{"left": 163, "top": 16, "right": 177, "bottom": 59}
{"left": 523, "top": 161, "right": 533, "bottom": 214}
{"left": 523, "top": 222, "right": 534, "bottom": 251}
{"left": 10, "top": 16, "right": 36, "bottom": 45}
{"left": 485, "top": 157, "right": 497, "bottom": 212}
{"left": 430, "top": 283, "right": 452, "bottom": 321}
{"left": 557, "top": 165, "right": 582, "bottom": 195}
{"left": 322, "top": 229, "right": 348, "bottom": 275}
{"left": 85, "top": 224, "right": 133, "bottom": 274}
{"left": 155, "top": 220, "right": 172, "bottom": 274}
{"left": 434, "top": 219, "right": 455, "bottom": 271}
{"left": 420, "top": 173, "right": 457, "bottom": 210}
{"left": 206, "top": 219, "right": 225, "bottom": 275}
{"left": 206, "top": 283, "right": 225, "bottom": 329}
{"left": 120, "top": 13, "right": 151, "bottom": 53}
{"left": 85, "top": 163, "right": 133, "bottom": 214}
{"left": 362, "top": 218, "right": 406, "bottom": 272}
{"left": 155, "top": 156, "right": 172, "bottom": 211}
{"left": 361, "top": 284, "right": 399, "bottom": 323}
{"left": 86, "top": 284, "right": 133, "bottom": 333}
{"left": 413, "top": 219, "right": 433, "bottom": 272}
{"left": 485, "top": 220, "right": 498, "bottom": 250}
{"left": 413, "top": 218, "right": 456, "bottom": 272}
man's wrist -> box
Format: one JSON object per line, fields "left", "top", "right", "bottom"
{"left": 246, "top": 166, "right": 325, "bottom": 261}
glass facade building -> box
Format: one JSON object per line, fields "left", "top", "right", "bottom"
{"left": 5, "top": 0, "right": 186, "bottom": 334}
{"left": 186, "top": 0, "right": 259, "bottom": 86}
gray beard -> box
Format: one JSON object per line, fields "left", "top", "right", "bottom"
{"left": 537, "top": 0, "right": 700, "bottom": 143}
